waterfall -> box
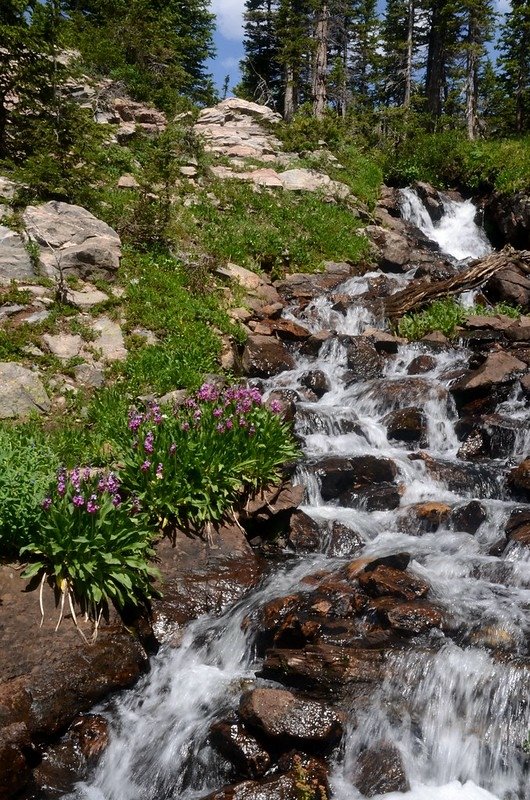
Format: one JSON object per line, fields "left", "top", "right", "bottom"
{"left": 400, "top": 187, "right": 492, "bottom": 262}
{"left": 68, "top": 192, "right": 529, "bottom": 800}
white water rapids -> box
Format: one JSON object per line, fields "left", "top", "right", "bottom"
{"left": 70, "top": 189, "right": 529, "bottom": 800}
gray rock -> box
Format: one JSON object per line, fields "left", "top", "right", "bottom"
{"left": 23, "top": 202, "right": 121, "bottom": 281}
{"left": 0, "top": 363, "right": 50, "bottom": 418}
{"left": 42, "top": 333, "right": 83, "bottom": 359}
{"left": 278, "top": 168, "right": 350, "bottom": 199}
{"left": 117, "top": 174, "right": 140, "bottom": 189}
{"left": 0, "top": 226, "right": 34, "bottom": 283}
{"left": 0, "top": 177, "right": 19, "bottom": 200}
{"left": 90, "top": 316, "right": 127, "bottom": 361}
{"left": 68, "top": 286, "right": 109, "bottom": 309}
{"left": 73, "top": 363, "right": 105, "bottom": 388}
{"left": 23, "top": 310, "right": 50, "bottom": 325}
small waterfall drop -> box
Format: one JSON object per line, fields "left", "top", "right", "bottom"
{"left": 400, "top": 187, "right": 492, "bottom": 262}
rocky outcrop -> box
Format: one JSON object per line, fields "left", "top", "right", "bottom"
{"left": 241, "top": 335, "right": 295, "bottom": 378}
{"left": 23, "top": 202, "right": 121, "bottom": 281}
{"left": 0, "top": 362, "right": 50, "bottom": 419}
{"left": 484, "top": 192, "right": 530, "bottom": 249}
{"left": 195, "top": 98, "right": 282, "bottom": 162}
{"left": 0, "top": 226, "right": 34, "bottom": 283}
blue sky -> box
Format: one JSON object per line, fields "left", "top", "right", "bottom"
{"left": 208, "top": 0, "right": 246, "bottom": 92}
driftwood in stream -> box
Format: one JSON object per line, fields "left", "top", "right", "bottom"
{"left": 384, "top": 247, "right": 530, "bottom": 320}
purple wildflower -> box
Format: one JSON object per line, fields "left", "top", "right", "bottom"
{"left": 73, "top": 494, "right": 85, "bottom": 508}
{"left": 156, "top": 463, "right": 164, "bottom": 480}
{"left": 128, "top": 411, "right": 143, "bottom": 432}
{"left": 83, "top": 467, "right": 91, "bottom": 481}
{"left": 141, "top": 460, "right": 151, "bottom": 472}
{"left": 57, "top": 469, "right": 67, "bottom": 497}
{"left": 181, "top": 421, "right": 190, "bottom": 432}
{"left": 249, "top": 425, "right": 256, "bottom": 437}
{"left": 131, "top": 496, "right": 142, "bottom": 514}
{"left": 193, "top": 409, "right": 202, "bottom": 421}
{"left": 107, "top": 472, "right": 120, "bottom": 494}
{"left": 213, "top": 407, "right": 223, "bottom": 417}
{"left": 216, "top": 422, "right": 225, "bottom": 433}
{"left": 197, "top": 383, "right": 219, "bottom": 403}
{"left": 112, "top": 493, "right": 122, "bottom": 507}
{"left": 225, "top": 418, "right": 233, "bottom": 430}
{"left": 144, "top": 431, "right": 154, "bottom": 454}
{"left": 269, "top": 399, "right": 282, "bottom": 413}
{"left": 41, "top": 497, "right": 52, "bottom": 511}
{"left": 70, "top": 467, "right": 81, "bottom": 491}
{"left": 87, "top": 494, "right": 100, "bottom": 514}
{"left": 169, "top": 443, "right": 177, "bottom": 455}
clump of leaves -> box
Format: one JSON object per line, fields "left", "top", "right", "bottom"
{"left": 119, "top": 384, "right": 299, "bottom": 532}
{"left": 397, "top": 298, "right": 521, "bottom": 340}
{"left": 0, "top": 428, "right": 59, "bottom": 557}
{"left": 21, "top": 468, "right": 158, "bottom": 641}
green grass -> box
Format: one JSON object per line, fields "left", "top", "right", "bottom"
{"left": 397, "top": 298, "right": 521, "bottom": 340}
{"left": 188, "top": 181, "right": 371, "bottom": 275}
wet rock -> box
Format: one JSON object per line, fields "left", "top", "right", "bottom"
{"left": 417, "top": 455, "right": 502, "bottom": 498}
{"left": 407, "top": 354, "right": 438, "bottom": 374}
{"left": 484, "top": 192, "right": 530, "bottom": 249}
{"left": 451, "top": 501, "right": 487, "bottom": 534}
{"left": 242, "top": 483, "right": 304, "bottom": 526}
{"left": 352, "top": 741, "right": 410, "bottom": 797}
{"left": 342, "top": 336, "right": 384, "bottom": 381}
{"left": 384, "top": 406, "right": 427, "bottom": 444}
{"left": 23, "top": 202, "right": 121, "bottom": 281}
{"left": 203, "top": 754, "right": 329, "bottom": 800}
{"left": 287, "top": 511, "right": 322, "bottom": 553}
{"left": 241, "top": 335, "right": 295, "bottom": 378}
{"left": 256, "top": 318, "right": 311, "bottom": 341}
{"left": 455, "top": 415, "right": 525, "bottom": 461}
{"left": 327, "top": 522, "right": 364, "bottom": 557}
{"left": 210, "top": 719, "right": 271, "bottom": 778}
{"left": 362, "top": 553, "right": 411, "bottom": 573}
{"left": 0, "top": 362, "right": 50, "bottom": 419}
{"left": 239, "top": 688, "right": 344, "bottom": 750}
{"left": 399, "top": 502, "right": 452, "bottom": 534}
{"left": 0, "top": 722, "right": 34, "bottom": 799}
{"left": 300, "top": 330, "right": 333, "bottom": 357}
{"left": 338, "top": 484, "right": 402, "bottom": 512}
{"left": 261, "top": 645, "right": 385, "bottom": 697}
{"left": 421, "top": 331, "right": 451, "bottom": 348}
{"left": 412, "top": 181, "right": 445, "bottom": 221}
{"left": 451, "top": 351, "right": 526, "bottom": 412}
{"left": 151, "top": 524, "right": 263, "bottom": 642}
{"left": 358, "top": 565, "right": 430, "bottom": 601}
{"left": 507, "top": 459, "right": 530, "bottom": 501}
{"left": 300, "top": 370, "right": 330, "bottom": 398}
{"left": 363, "top": 328, "right": 405, "bottom": 354}
{"left": 313, "top": 456, "right": 398, "bottom": 501}
{"left": 386, "top": 601, "right": 443, "bottom": 635}
{"left": 365, "top": 377, "right": 449, "bottom": 413}
{"left": 366, "top": 226, "right": 412, "bottom": 272}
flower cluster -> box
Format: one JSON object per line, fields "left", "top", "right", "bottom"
{"left": 42, "top": 468, "right": 124, "bottom": 514}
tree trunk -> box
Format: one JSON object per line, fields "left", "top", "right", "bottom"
{"left": 403, "top": 0, "right": 414, "bottom": 108}
{"left": 425, "top": 0, "right": 445, "bottom": 118}
{"left": 284, "top": 63, "right": 296, "bottom": 120}
{"left": 465, "top": 19, "right": 478, "bottom": 140}
{"left": 384, "top": 248, "right": 530, "bottom": 320}
{"left": 312, "top": 2, "right": 329, "bottom": 118}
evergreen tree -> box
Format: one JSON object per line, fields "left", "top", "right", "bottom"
{"left": 63, "top": 0, "right": 216, "bottom": 110}
{"left": 347, "top": 0, "right": 380, "bottom": 110}
{"left": 238, "top": 0, "right": 282, "bottom": 108}
{"left": 379, "top": 0, "right": 421, "bottom": 107}
{"left": 276, "top": 0, "right": 312, "bottom": 119}
{"left": 497, "top": 0, "right": 530, "bottom": 132}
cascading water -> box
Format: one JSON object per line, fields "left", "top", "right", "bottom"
{"left": 69, "top": 190, "right": 530, "bottom": 800}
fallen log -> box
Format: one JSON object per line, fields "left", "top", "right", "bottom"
{"left": 384, "top": 247, "right": 530, "bottom": 320}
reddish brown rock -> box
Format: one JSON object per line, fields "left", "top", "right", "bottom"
{"left": 508, "top": 459, "right": 530, "bottom": 500}
{"left": 342, "top": 336, "right": 384, "bottom": 381}
{"left": 407, "top": 354, "right": 437, "bottom": 374}
{"left": 210, "top": 719, "right": 271, "bottom": 778}
{"left": 287, "top": 510, "right": 322, "bottom": 553}
{"left": 257, "top": 318, "right": 312, "bottom": 341}
{"left": 241, "top": 335, "right": 295, "bottom": 378}
{"left": 384, "top": 407, "right": 427, "bottom": 444}
{"left": 313, "top": 456, "right": 398, "bottom": 501}
{"left": 399, "top": 502, "right": 452, "bottom": 534}
{"left": 451, "top": 501, "right": 487, "bottom": 534}
{"left": 203, "top": 754, "right": 330, "bottom": 800}
{"left": 386, "top": 601, "right": 444, "bottom": 635}
{"left": 352, "top": 741, "right": 410, "bottom": 797}
{"left": 239, "top": 688, "right": 344, "bottom": 750}
{"left": 0, "top": 723, "right": 33, "bottom": 800}
{"left": 358, "top": 565, "right": 430, "bottom": 601}
{"left": 327, "top": 522, "right": 364, "bottom": 557}
{"left": 451, "top": 351, "right": 526, "bottom": 411}
{"left": 300, "top": 370, "right": 331, "bottom": 398}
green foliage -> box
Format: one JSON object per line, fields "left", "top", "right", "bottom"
{"left": 191, "top": 180, "right": 370, "bottom": 274}
{"left": 0, "top": 427, "right": 59, "bottom": 556}
{"left": 21, "top": 468, "right": 158, "bottom": 611}
{"left": 119, "top": 384, "right": 299, "bottom": 529}
{"left": 397, "top": 298, "right": 521, "bottom": 340}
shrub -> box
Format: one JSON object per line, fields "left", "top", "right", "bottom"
{"left": 397, "top": 298, "right": 521, "bottom": 340}
{"left": 21, "top": 468, "right": 158, "bottom": 631}
{"left": 119, "top": 384, "right": 299, "bottom": 530}
{"left": 0, "top": 428, "right": 59, "bottom": 557}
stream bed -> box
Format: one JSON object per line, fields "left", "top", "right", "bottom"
{"left": 69, "top": 189, "right": 530, "bottom": 800}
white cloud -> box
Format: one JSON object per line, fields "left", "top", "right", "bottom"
{"left": 210, "top": 0, "right": 246, "bottom": 41}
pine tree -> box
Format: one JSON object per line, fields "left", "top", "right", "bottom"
{"left": 380, "top": 0, "right": 417, "bottom": 107}
{"left": 276, "top": 0, "right": 312, "bottom": 119}
{"left": 461, "top": 0, "right": 494, "bottom": 139}
{"left": 238, "top": 0, "right": 282, "bottom": 108}
{"left": 497, "top": 0, "right": 530, "bottom": 132}
{"left": 347, "top": 0, "right": 380, "bottom": 110}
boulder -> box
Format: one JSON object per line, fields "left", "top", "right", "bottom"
{"left": 326, "top": 522, "right": 364, "bottom": 557}
{"left": 450, "top": 351, "right": 526, "bottom": 411}
{"left": 277, "top": 169, "right": 350, "bottom": 199}
{"left": 455, "top": 415, "right": 523, "bottom": 460}
{"left": 42, "top": 333, "right": 83, "bottom": 360}
{"left": 210, "top": 719, "right": 271, "bottom": 778}
{"left": 407, "top": 354, "right": 437, "bottom": 374}
{"left": 352, "top": 741, "right": 410, "bottom": 797}
{"left": 384, "top": 407, "right": 427, "bottom": 444}
{"left": 508, "top": 459, "right": 530, "bottom": 501}
{"left": 0, "top": 226, "right": 34, "bottom": 283}
{"left": 451, "top": 501, "right": 487, "bottom": 534}
{"left": 257, "top": 318, "right": 311, "bottom": 341}
{"left": 300, "top": 370, "right": 330, "bottom": 398}
{"left": 484, "top": 191, "right": 530, "bottom": 250}
{"left": 342, "top": 336, "right": 384, "bottom": 381}
{"left": 484, "top": 265, "right": 530, "bottom": 309}
{"left": 90, "top": 315, "right": 127, "bottom": 362}
{"left": 0, "top": 363, "right": 50, "bottom": 419}
{"left": 203, "top": 754, "right": 329, "bottom": 800}
{"left": 313, "top": 455, "right": 398, "bottom": 501}
{"left": 386, "top": 601, "right": 443, "bottom": 635}
{"left": 239, "top": 688, "right": 344, "bottom": 750}
{"left": 366, "top": 226, "right": 412, "bottom": 272}
{"left": 241, "top": 335, "right": 295, "bottom": 378}
{"left": 358, "top": 565, "right": 430, "bottom": 601}
{"left": 23, "top": 202, "right": 121, "bottom": 281}
{"left": 505, "top": 508, "right": 530, "bottom": 547}
{"left": 0, "top": 723, "right": 33, "bottom": 799}
{"left": 399, "top": 502, "right": 452, "bottom": 534}
{"left": 412, "top": 181, "right": 445, "bottom": 221}
{"left": 287, "top": 511, "right": 322, "bottom": 553}
{"left": 338, "top": 483, "right": 402, "bottom": 511}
